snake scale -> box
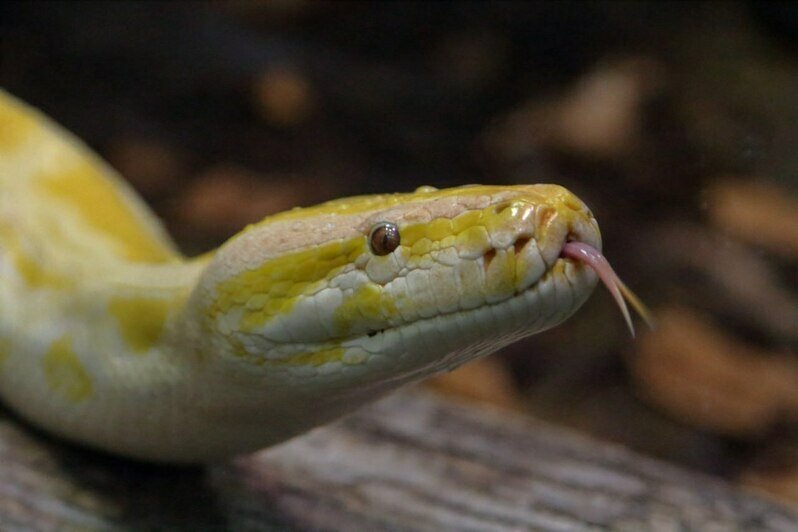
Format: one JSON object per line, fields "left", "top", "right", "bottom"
{"left": 0, "top": 89, "right": 647, "bottom": 462}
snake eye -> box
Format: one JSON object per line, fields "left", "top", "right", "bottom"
{"left": 368, "top": 222, "right": 400, "bottom": 256}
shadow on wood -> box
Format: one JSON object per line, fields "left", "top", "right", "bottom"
{"left": 0, "top": 391, "right": 795, "bottom": 530}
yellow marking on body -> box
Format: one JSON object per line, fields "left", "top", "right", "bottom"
{"left": 43, "top": 336, "right": 92, "bottom": 402}
{"left": 411, "top": 238, "right": 433, "bottom": 257}
{"left": 400, "top": 201, "right": 528, "bottom": 253}
{"left": 37, "top": 160, "right": 175, "bottom": 263}
{"left": 270, "top": 347, "right": 345, "bottom": 367}
{"left": 213, "top": 237, "right": 367, "bottom": 331}
{"left": 0, "top": 97, "right": 38, "bottom": 152}
{"left": 108, "top": 296, "right": 175, "bottom": 353}
{"left": 451, "top": 209, "right": 483, "bottom": 233}
{"left": 485, "top": 249, "right": 516, "bottom": 298}
{"left": 455, "top": 225, "right": 491, "bottom": 257}
{"left": 333, "top": 283, "right": 397, "bottom": 335}
{"left": 399, "top": 224, "right": 427, "bottom": 248}
{"left": 0, "top": 224, "right": 73, "bottom": 289}
{"left": 426, "top": 218, "right": 453, "bottom": 241}
{"left": 15, "top": 247, "right": 72, "bottom": 289}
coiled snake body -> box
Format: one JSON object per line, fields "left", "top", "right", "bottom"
{"left": 0, "top": 90, "right": 644, "bottom": 462}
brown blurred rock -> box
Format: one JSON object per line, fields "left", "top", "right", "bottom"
{"left": 427, "top": 357, "right": 524, "bottom": 411}
{"left": 639, "top": 221, "right": 798, "bottom": 344}
{"left": 630, "top": 306, "right": 798, "bottom": 437}
{"left": 171, "top": 165, "right": 308, "bottom": 239}
{"left": 430, "top": 31, "right": 509, "bottom": 92}
{"left": 706, "top": 179, "right": 798, "bottom": 261}
{"left": 253, "top": 67, "right": 317, "bottom": 127}
{"left": 485, "top": 56, "right": 663, "bottom": 162}
{"left": 106, "top": 138, "right": 189, "bottom": 197}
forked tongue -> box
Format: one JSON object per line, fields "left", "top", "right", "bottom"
{"left": 561, "top": 242, "right": 653, "bottom": 337}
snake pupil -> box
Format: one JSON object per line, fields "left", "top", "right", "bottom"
{"left": 369, "top": 222, "right": 400, "bottom": 255}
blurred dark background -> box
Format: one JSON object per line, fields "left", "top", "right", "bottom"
{"left": 1, "top": 0, "right": 797, "bottom": 506}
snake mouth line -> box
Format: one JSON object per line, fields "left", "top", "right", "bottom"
{"left": 264, "top": 242, "right": 651, "bottom": 362}
{"left": 258, "top": 251, "right": 575, "bottom": 358}
{"left": 360, "top": 240, "right": 653, "bottom": 341}
{"left": 358, "top": 252, "right": 584, "bottom": 343}
{"left": 267, "top": 241, "right": 652, "bottom": 361}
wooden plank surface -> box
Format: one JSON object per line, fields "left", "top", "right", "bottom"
{"left": 0, "top": 390, "right": 795, "bottom": 531}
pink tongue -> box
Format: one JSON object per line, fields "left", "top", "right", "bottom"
{"left": 561, "top": 242, "right": 652, "bottom": 337}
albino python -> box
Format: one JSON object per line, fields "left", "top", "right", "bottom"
{"left": 0, "top": 89, "right": 648, "bottom": 462}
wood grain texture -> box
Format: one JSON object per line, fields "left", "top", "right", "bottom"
{"left": 0, "top": 390, "right": 795, "bottom": 531}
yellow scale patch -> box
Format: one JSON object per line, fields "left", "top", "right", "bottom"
{"left": 43, "top": 335, "right": 92, "bottom": 402}
{"left": 108, "top": 296, "right": 176, "bottom": 353}
{"left": 266, "top": 346, "right": 372, "bottom": 367}
{"left": 212, "top": 237, "right": 367, "bottom": 331}
{"left": 332, "top": 282, "right": 397, "bottom": 336}
{"left": 268, "top": 347, "right": 345, "bottom": 367}
{"left": 37, "top": 160, "right": 176, "bottom": 263}
{"left": 397, "top": 201, "right": 535, "bottom": 251}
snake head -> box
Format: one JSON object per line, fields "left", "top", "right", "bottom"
{"left": 193, "top": 184, "right": 601, "bottom": 388}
